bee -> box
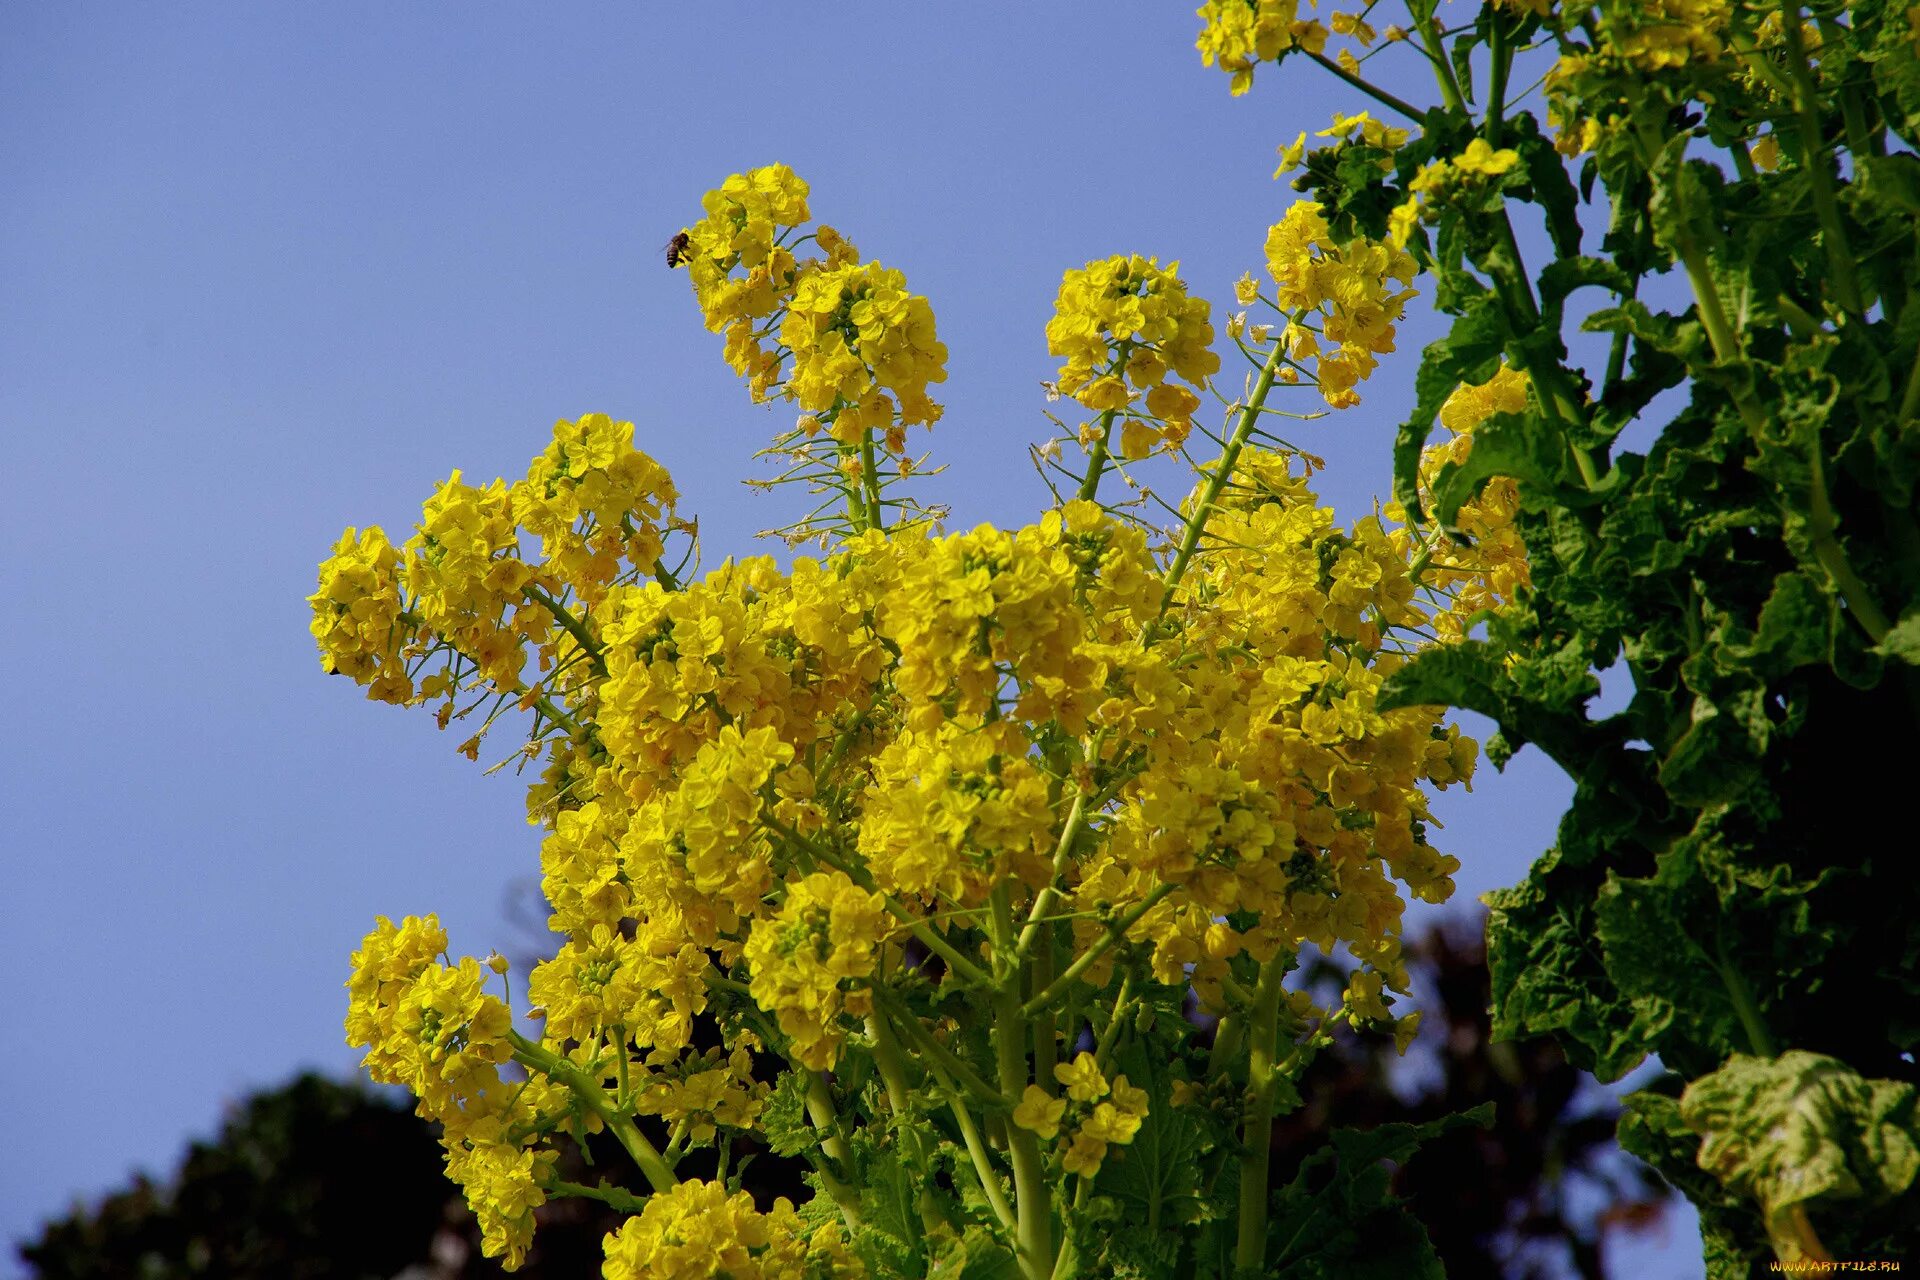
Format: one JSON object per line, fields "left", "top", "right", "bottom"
{"left": 664, "top": 230, "right": 692, "bottom": 269}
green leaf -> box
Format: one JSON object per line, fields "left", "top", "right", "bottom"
{"left": 1536, "top": 255, "right": 1632, "bottom": 333}
{"left": 1875, "top": 606, "right": 1920, "bottom": 665}
{"left": 1393, "top": 293, "right": 1509, "bottom": 521}
{"left": 1746, "top": 572, "right": 1835, "bottom": 676}
{"left": 1486, "top": 847, "right": 1646, "bottom": 1081}
{"left": 1095, "top": 1044, "right": 1213, "bottom": 1232}
{"left": 1681, "top": 1052, "right": 1920, "bottom": 1256}
{"left": 1260, "top": 1106, "right": 1494, "bottom": 1279}
{"left": 1376, "top": 640, "right": 1598, "bottom": 775}
{"left": 762, "top": 1069, "right": 819, "bottom": 1159}
{"left": 926, "top": 1226, "right": 1021, "bottom": 1280}
{"left": 1617, "top": 1088, "right": 1770, "bottom": 1280}
{"left": 1428, "top": 408, "right": 1578, "bottom": 528}
{"left": 1516, "top": 122, "right": 1583, "bottom": 261}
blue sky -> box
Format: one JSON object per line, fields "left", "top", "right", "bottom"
{"left": 0, "top": 4, "right": 1695, "bottom": 1275}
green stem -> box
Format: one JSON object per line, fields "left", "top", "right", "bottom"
{"left": 804, "top": 1071, "right": 866, "bottom": 1231}
{"left": 868, "top": 1012, "right": 918, "bottom": 1122}
{"left": 1413, "top": 6, "right": 1468, "bottom": 115}
{"left": 1020, "top": 883, "right": 1176, "bottom": 1019}
{"left": 521, "top": 585, "right": 607, "bottom": 673}
{"left": 1232, "top": 956, "right": 1290, "bottom": 1277}
{"left": 1779, "top": 6, "right": 1864, "bottom": 315}
{"left": 931, "top": 1058, "right": 1018, "bottom": 1234}
{"left": 542, "top": 1176, "right": 651, "bottom": 1214}
{"left": 1155, "top": 344, "right": 1284, "bottom": 618}
{"left": 991, "top": 886, "right": 1054, "bottom": 1280}
{"left": 1016, "top": 793, "right": 1088, "bottom": 959}
{"left": 1303, "top": 49, "right": 1425, "bottom": 122}
{"left": 510, "top": 1032, "right": 677, "bottom": 1193}
{"left": 1032, "top": 928, "right": 1059, "bottom": 1087}
{"left": 1076, "top": 408, "right": 1119, "bottom": 503}
{"left": 860, "top": 427, "right": 886, "bottom": 532}
{"left": 1092, "top": 971, "right": 1135, "bottom": 1073}
{"left": 1486, "top": 11, "right": 1513, "bottom": 142}
{"left": 1808, "top": 443, "right": 1892, "bottom": 642}
{"left": 872, "top": 989, "right": 1010, "bottom": 1106}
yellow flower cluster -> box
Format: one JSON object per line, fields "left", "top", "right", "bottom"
{"left": 1059, "top": 447, "right": 1476, "bottom": 1017}
{"left": 632, "top": 1043, "right": 767, "bottom": 1143}
{"left": 324, "top": 147, "right": 1525, "bottom": 1277}
{"left": 1047, "top": 255, "right": 1220, "bottom": 459}
{"left": 859, "top": 719, "right": 1054, "bottom": 904}
{"left": 517, "top": 413, "right": 679, "bottom": 606}
{"left": 526, "top": 922, "right": 712, "bottom": 1060}
{"left": 309, "top": 414, "right": 681, "bottom": 718}
{"left": 678, "top": 164, "right": 946, "bottom": 450}
{"left": 311, "top": 526, "right": 410, "bottom": 701}
{"left": 682, "top": 164, "right": 813, "bottom": 396}
{"left": 1012, "top": 1053, "right": 1151, "bottom": 1178}
{"left": 1389, "top": 138, "right": 1523, "bottom": 249}
{"left": 743, "top": 871, "right": 890, "bottom": 1069}
{"left": 783, "top": 260, "right": 948, "bottom": 448}
{"left": 1195, "top": 0, "right": 1329, "bottom": 96}
{"left": 345, "top": 915, "right": 563, "bottom": 1269}
{"left": 602, "top": 1180, "right": 861, "bottom": 1280}
{"left": 1264, "top": 201, "right": 1417, "bottom": 408}
{"left": 1542, "top": 0, "right": 1741, "bottom": 155}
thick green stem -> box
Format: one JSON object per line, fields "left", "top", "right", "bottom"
{"left": 1032, "top": 928, "right": 1059, "bottom": 1086}
{"left": 1016, "top": 792, "right": 1088, "bottom": 960}
{"left": 1232, "top": 957, "right": 1290, "bottom": 1276}
{"left": 932, "top": 1059, "right": 1018, "bottom": 1234}
{"left": 860, "top": 427, "right": 886, "bottom": 532}
{"left": 521, "top": 585, "right": 607, "bottom": 674}
{"left": 868, "top": 1013, "right": 918, "bottom": 1122}
{"left": 1808, "top": 445, "right": 1892, "bottom": 642}
{"left": 1413, "top": 6, "right": 1467, "bottom": 115}
{"left": 1076, "top": 409, "right": 1119, "bottom": 503}
{"left": 803, "top": 1071, "right": 866, "bottom": 1231}
{"left": 873, "top": 989, "right": 1009, "bottom": 1105}
{"left": 1779, "top": 7, "right": 1864, "bottom": 315}
{"left": 510, "top": 1032, "right": 677, "bottom": 1193}
{"left": 990, "top": 886, "right": 1054, "bottom": 1280}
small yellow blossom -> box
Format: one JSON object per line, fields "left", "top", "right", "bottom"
{"left": 1054, "top": 1051, "right": 1110, "bottom": 1103}
{"left": 1013, "top": 1084, "right": 1068, "bottom": 1139}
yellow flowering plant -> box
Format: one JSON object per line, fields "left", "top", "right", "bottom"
{"left": 1199, "top": 0, "right": 1920, "bottom": 1272}
{"left": 315, "top": 157, "right": 1522, "bottom": 1279}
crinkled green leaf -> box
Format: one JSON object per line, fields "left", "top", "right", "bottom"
{"left": 1619, "top": 1089, "right": 1770, "bottom": 1280}
{"left": 762, "top": 1069, "right": 820, "bottom": 1159}
{"left": 1875, "top": 607, "right": 1920, "bottom": 665}
{"left": 1681, "top": 1052, "right": 1920, "bottom": 1255}
{"left": 1486, "top": 848, "right": 1646, "bottom": 1081}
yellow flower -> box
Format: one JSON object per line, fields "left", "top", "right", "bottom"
{"left": 1109, "top": 1073, "right": 1151, "bottom": 1119}
{"left": 1455, "top": 138, "right": 1521, "bottom": 177}
{"left": 1082, "top": 1101, "right": 1144, "bottom": 1145}
{"left": 1013, "top": 1084, "right": 1068, "bottom": 1139}
{"left": 1054, "top": 1051, "right": 1110, "bottom": 1103}
{"left": 1272, "top": 131, "right": 1308, "bottom": 178}
{"left": 1061, "top": 1130, "right": 1109, "bottom": 1178}
{"left": 1751, "top": 134, "right": 1781, "bottom": 172}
